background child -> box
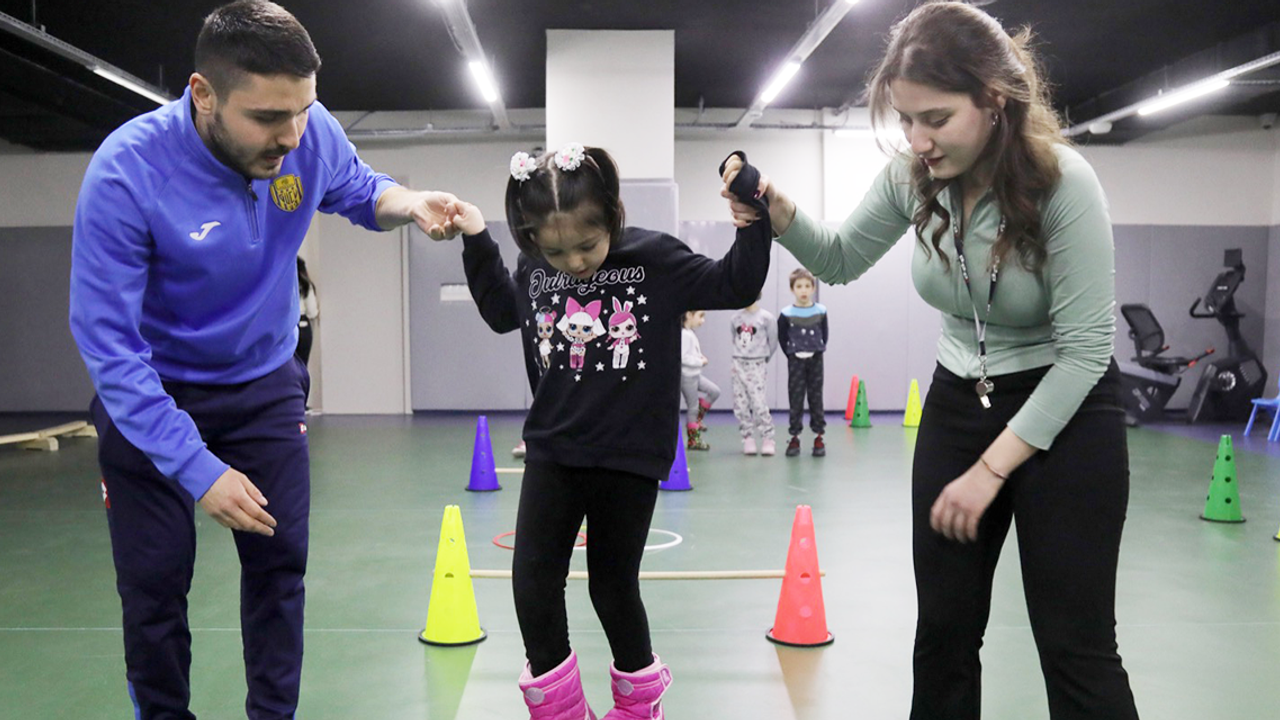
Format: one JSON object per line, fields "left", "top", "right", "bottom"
{"left": 680, "top": 310, "right": 720, "bottom": 450}
{"left": 449, "top": 144, "right": 770, "bottom": 720}
{"left": 295, "top": 257, "right": 319, "bottom": 366}
{"left": 730, "top": 298, "right": 778, "bottom": 456}
{"left": 778, "top": 268, "right": 829, "bottom": 456}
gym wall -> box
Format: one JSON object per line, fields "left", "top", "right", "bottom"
{"left": 0, "top": 227, "right": 93, "bottom": 411}
{"left": 0, "top": 117, "right": 1276, "bottom": 414}
{"left": 1085, "top": 117, "right": 1277, "bottom": 408}
{"left": 1267, "top": 224, "right": 1280, "bottom": 388}
{"left": 1112, "top": 225, "right": 1270, "bottom": 409}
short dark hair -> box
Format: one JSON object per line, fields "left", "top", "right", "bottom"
{"left": 504, "top": 146, "right": 626, "bottom": 258}
{"left": 195, "top": 0, "right": 321, "bottom": 94}
{"left": 789, "top": 267, "right": 816, "bottom": 289}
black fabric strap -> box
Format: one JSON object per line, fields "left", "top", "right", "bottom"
{"left": 720, "top": 151, "right": 770, "bottom": 217}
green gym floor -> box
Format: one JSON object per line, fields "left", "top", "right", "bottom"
{"left": 2, "top": 411, "right": 1279, "bottom": 719}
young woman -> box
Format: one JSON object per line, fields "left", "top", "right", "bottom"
{"left": 724, "top": 3, "right": 1140, "bottom": 718}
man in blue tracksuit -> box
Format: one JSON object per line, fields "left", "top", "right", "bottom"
{"left": 68, "top": 2, "right": 462, "bottom": 718}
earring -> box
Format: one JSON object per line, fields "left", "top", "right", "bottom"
{"left": 991, "top": 113, "right": 999, "bottom": 127}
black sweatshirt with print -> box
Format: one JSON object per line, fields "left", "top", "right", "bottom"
{"left": 460, "top": 154, "right": 771, "bottom": 480}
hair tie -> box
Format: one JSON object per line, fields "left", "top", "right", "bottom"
{"left": 510, "top": 151, "right": 538, "bottom": 182}
{"left": 553, "top": 143, "right": 586, "bottom": 172}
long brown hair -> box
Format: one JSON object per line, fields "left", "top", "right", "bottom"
{"left": 865, "top": 1, "right": 1065, "bottom": 272}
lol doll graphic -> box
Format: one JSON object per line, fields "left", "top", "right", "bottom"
{"left": 606, "top": 297, "right": 641, "bottom": 369}
{"left": 556, "top": 298, "right": 604, "bottom": 370}
{"left": 534, "top": 307, "right": 557, "bottom": 370}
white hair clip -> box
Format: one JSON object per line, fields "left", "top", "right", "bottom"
{"left": 553, "top": 143, "right": 586, "bottom": 172}
{"left": 510, "top": 151, "right": 539, "bottom": 182}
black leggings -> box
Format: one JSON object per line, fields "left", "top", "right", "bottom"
{"left": 513, "top": 461, "right": 659, "bottom": 676}
{"left": 910, "top": 361, "right": 1139, "bottom": 720}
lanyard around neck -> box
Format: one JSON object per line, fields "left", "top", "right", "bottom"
{"left": 951, "top": 192, "right": 1005, "bottom": 404}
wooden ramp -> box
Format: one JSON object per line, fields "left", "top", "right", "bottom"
{"left": 0, "top": 421, "right": 97, "bottom": 452}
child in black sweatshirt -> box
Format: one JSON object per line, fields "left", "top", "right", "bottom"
{"left": 446, "top": 144, "right": 770, "bottom": 720}
{"left": 778, "top": 267, "right": 830, "bottom": 456}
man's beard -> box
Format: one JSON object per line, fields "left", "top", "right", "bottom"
{"left": 207, "top": 111, "right": 286, "bottom": 180}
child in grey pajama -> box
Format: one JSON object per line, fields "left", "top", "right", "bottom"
{"left": 681, "top": 311, "right": 720, "bottom": 450}
{"left": 730, "top": 302, "right": 778, "bottom": 455}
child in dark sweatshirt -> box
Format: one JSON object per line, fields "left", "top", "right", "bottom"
{"left": 447, "top": 144, "right": 771, "bottom": 720}
{"left": 778, "top": 267, "right": 829, "bottom": 456}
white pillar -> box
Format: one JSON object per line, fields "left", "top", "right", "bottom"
{"left": 546, "top": 30, "right": 674, "bottom": 180}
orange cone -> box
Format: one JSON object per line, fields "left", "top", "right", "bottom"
{"left": 766, "top": 505, "right": 834, "bottom": 647}
{"left": 844, "top": 375, "right": 860, "bottom": 422}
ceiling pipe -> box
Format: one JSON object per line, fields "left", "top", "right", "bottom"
{"left": 1063, "top": 50, "right": 1280, "bottom": 138}
{"left": 345, "top": 118, "right": 876, "bottom": 142}
{"left": 0, "top": 10, "right": 174, "bottom": 105}
{"left": 734, "top": 0, "right": 860, "bottom": 129}
{"left": 348, "top": 124, "right": 537, "bottom": 141}
{"left": 436, "top": 0, "right": 511, "bottom": 130}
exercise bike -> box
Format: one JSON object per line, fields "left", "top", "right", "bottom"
{"left": 1184, "top": 249, "right": 1268, "bottom": 423}
{"left": 1117, "top": 304, "right": 1214, "bottom": 424}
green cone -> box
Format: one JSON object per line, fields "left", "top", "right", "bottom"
{"left": 850, "top": 380, "right": 871, "bottom": 428}
{"left": 1201, "top": 435, "right": 1245, "bottom": 523}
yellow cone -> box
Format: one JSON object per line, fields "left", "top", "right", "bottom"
{"left": 903, "top": 379, "right": 922, "bottom": 428}
{"left": 420, "top": 505, "right": 487, "bottom": 646}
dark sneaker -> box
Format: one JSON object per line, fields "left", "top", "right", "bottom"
{"left": 812, "top": 435, "right": 826, "bottom": 457}
{"left": 785, "top": 436, "right": 801, "bottom": 457}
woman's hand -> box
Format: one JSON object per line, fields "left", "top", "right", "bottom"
{"left": 448, "top": 200, "right": 486, "bottom": 236}
{"left": 719, "top": 155, "right": 795, "bottom": 234}
{"left": 929, "top": 461, "right": 1005, "bottom": 543}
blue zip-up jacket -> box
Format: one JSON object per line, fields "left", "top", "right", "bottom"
{"left": 69, "top": 87, "right": 398, "bottom": 501}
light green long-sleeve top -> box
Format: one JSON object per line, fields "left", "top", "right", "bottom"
{"left": 776, "top": 144, "right": 1114, "bottom": 450}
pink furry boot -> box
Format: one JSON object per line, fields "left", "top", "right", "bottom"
{"left": 602, "top": 654, "right": 672, "bottom": 720}
{"left": 519, "top": 650, "right": 597, "bottom": 720}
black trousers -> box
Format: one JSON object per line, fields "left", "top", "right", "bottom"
{"left": 786, "top": 352, "right": 825, "bottom": 435}
{"left": 512, "top": 461, "right": 659, "bottom": 676}
{"left": 93, "top": 357, "right": 311, "bottom": 720}
{"left": 910, "top": 361, "right": 1139, "bottom": 720}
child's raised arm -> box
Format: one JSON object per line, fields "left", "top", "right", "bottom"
{"left": 456, "top": 202, "right": 522, "bottom": 334}
{"left": 666, "top": 152, "right": 774, "bottom": 312}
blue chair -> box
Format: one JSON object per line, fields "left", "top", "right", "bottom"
{"left": 1244, "top": 394, "right": 1280, "bottom": 442}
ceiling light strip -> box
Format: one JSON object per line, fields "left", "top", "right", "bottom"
{"left": 93, "top": 67, "right": 171, "bottom": 105}
{"left": 467, "top": 61, "right": 498, "bottom": 103}
{"left": 735, "top": 0, "right": 860, "bottom": 129}
{"left": 759, "top": 62, "right": 802, "bottom": 105}
{"left": 1063, "top": 50, "right": 1280, "bottom": 137}
{"left": 1135, "top": 79, "right": 1229, "bottom": 116}
{"left": 0, "top": 11, "right": 174, "bottom": 105}
{"left": 437, "top": 1, "right": 511, "bottom": 130}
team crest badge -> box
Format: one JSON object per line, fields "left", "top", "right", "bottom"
{"left": 270, "top": 174, "right": 304, "bottom": 212}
